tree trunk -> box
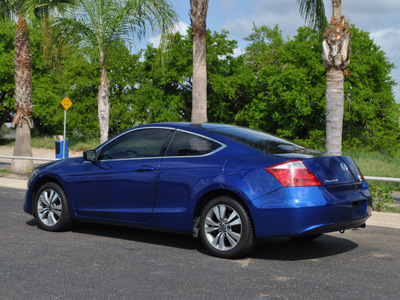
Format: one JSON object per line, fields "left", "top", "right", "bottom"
{"left": 11, "top": 16, "right": 33, "bottom": 175}
{"left": 332, "top": 0, "right": 341, "bottom": 19}
{"left": 322, "top": 0, "right": 350, "bottom": 156}
{"left": 11, "top": 119, "right": 33, "bottom": 175}
{"left": 325, "top": 68, "right": 344, "bottom": 156}
{"left": 98, "top": 51, "right": 110, "bottom": 144}
{"left": 190, "top": 0, "right": 208, "bottom": 124}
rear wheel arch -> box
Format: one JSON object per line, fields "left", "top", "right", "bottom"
{"left": 193, "top": 190, "right": 255, "bottom": 234}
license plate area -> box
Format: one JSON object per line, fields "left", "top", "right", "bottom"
{"left": 352, "top": 201, "right": 366, "bottom": 219}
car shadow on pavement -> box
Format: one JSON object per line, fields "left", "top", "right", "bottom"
{"left": 251, "top": 234, "right": 358, "bottom": 261}
{"left": 26, "top": 218, "right": 200, "bottom": 251}
{"left": 26, "top": 218, "right": 358, "bottom": 260}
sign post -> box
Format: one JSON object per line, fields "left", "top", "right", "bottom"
{"left": 61, "top": 97, "right": 73, "bottom": 159}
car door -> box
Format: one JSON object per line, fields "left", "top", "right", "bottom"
{"left": 154, "top": 130, "right": 225, "bottom": 231}
{"left": 70, "top": 127, "right": 173, "bottom": 223}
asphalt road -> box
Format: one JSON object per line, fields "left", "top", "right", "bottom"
{"left": 1, "top": 187, "right": 399, "bottom": 300}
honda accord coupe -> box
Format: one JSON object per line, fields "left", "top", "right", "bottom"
{"left": 24, "top": 123, "right": 372, "bottom": 258}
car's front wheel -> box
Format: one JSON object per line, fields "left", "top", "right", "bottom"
{"left": 199, "top": 196, "right": 255, "bottom": 258}
{"left": 34, "top": 182, "right": 72, "bottom": 231}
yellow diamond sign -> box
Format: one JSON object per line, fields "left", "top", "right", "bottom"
{"left": 61, "top": 96, "right": 73, "bottom": 110}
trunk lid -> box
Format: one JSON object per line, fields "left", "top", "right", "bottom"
{"left": 302, "top": 156, "right": 363, "bottom": 186}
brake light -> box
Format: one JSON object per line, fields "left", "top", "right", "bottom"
{"left": 360, "top": 171, "right": 365, "bottom": 182}
{"left": 266, "top": 160, "right": 322, "bottom": 187}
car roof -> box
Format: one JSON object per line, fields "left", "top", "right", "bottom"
{"left": 138, "top": 122, "right": 236, "bottom": 132}
{"left": 136, "top": 122, "right": 246, "bottom": 145}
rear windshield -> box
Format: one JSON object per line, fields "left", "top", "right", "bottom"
{"left": 209, "top": 126, "right": 318, "bottom": 155}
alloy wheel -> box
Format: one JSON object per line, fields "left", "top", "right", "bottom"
{"left": 204, "top": 204, "right": 243, "bottom": 251}
{"left": 37, "top": 188, "right": 63, "bottom": 227}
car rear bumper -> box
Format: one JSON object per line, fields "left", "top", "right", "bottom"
{"left": 296, "top": 214, "right": 370, "bottom": 236}
{"left": 249, "top": 185, "right": 373, "bottom": 237}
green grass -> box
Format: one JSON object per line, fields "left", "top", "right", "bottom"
{"left": 68, "top": 136, "right": 99, "bottom": 151}
{"left": 386, "top": 206, "right": 400, "bottom": 213}
{"left": 0, "top": 168, "right": 11, "bottom": 174}
{"left": 346, "top": 151, "right": 400, "bottom": 178}
{"left": 32, "top": 136, "right": 99, "bottom": 151}
{"left": 31, "top": 136, "right": 55, "bottom": 149}
{"left": 344, "top": 151, "right": 400, "bottom": 190}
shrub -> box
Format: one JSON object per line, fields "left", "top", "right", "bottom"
{"left": 369, "top": 184, "right": 394, "bottom": 212}
{"left": 0, "top": 124, "right": 10, "bottom": 136}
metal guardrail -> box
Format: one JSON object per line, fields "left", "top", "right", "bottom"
{"left": 0, "top": 155, "right": 58, "bottom": 161}
{"left": 1, "top": 155, "right": 400, "bottom": 183}
{"left": 364, "top": 176, "right": 400, "bottom": 183}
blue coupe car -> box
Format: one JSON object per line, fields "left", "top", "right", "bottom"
{"left": 24, "top": 123, "right": 372, "bottom": 258}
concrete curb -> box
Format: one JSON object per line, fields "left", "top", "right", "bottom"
{"left": 367, "top": 212, "right": 400, "bottom": 229}
{"left": 1, "top": 176, "right": 399, "bottom": 230}
{"left": 0, "top": 176, "right": 27, "bottom": 190}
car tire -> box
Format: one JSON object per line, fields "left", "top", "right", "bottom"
{"left": 199, "top": 196, "right": 255, "bottom": 258}
{"left": 290, "top": 233, "right": 323, "bottom": 242}
{"left": 34, "top": 182, "right": 72, "bottom": 232}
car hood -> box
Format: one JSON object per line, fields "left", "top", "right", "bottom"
{"left": 35, "top": 157, "right": 84, "bottom": 173}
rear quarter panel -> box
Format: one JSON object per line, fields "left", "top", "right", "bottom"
{"left": 152, "top": 148, "right": 283, "bottom": 232}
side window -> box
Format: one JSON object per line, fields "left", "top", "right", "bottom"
{"left": 98, "top": 128, "right": 172, "bottom": 160}
{"left": 165, "top": 131, "right": 221, "bottom": 157}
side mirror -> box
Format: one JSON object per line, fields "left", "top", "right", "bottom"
{"left": 83, "top": 150, "right": 97, "bottom": 162}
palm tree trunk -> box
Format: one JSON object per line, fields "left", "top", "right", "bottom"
{"left": 98, "top": 51, "right": 110, "bottom": 144}
{"left": 325, "top": 68, "right": 344, "bottom": 155}
{"left": 322, "top": 0, "right": 350, "bottom": 156}
{"left": 332, "top": 0, "right": 341, "bottom": 19}
{"left": 11, "top": 16, "right": 33, "bottom": 175}
{"left": 190, "top": 0, "right": 208, "bottom": 124}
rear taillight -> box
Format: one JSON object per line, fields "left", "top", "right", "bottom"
{"left": 266, "top": 160, "right": 322, "bottom": 187}
{"left": 360, "top": 171, "right": 365, "bottom": 182}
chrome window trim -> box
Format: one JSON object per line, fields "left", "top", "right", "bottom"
{"left": 92, "top": 126, "right": 226, "bottom": 162}
{"left": 163, "top": 129, "right": 226, "bottom": 159}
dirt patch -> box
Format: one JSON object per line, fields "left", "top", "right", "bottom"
{"left": 0, "top": 146, "right": 82, "bottom": 168}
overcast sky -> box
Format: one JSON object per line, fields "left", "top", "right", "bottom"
{"left": 147, "top": 0, "right": 400, "bottom": 102}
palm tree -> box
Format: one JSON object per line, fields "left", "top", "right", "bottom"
{"left": 52, "top": 0, "right": 177, "bottom": 144}
{"left": 0, "top": 0, "right": 73, "bottom": 175}
{"left": 189, "top": 0, "right": 209, "bottom": 124}
{"left": 297, "top": 0, "right": 351, "bottom": 155}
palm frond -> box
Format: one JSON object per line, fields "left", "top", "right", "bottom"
{"left": 111, "top": 0, "right": 177, "bottom": 44}
{"left": 46, "top": 0, "right": 177, "bottom": 63}
{"left": 52, "top": 15, "right": 97, "bottom": 52}
{"left": 23, "top": 0, "right": 77, "bottom": 20}
{"left": 297, "top": 0, "right": 327, "bottom": 32}
{"left": 0, "top": 0, "right": 18, "bottom": 20}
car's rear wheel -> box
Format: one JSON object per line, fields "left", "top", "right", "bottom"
{"left": 199, "top": 196, "right": 255, "bottom": 258}
{"left": 34, "top": 182, "right": 71, "bottom": 231}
